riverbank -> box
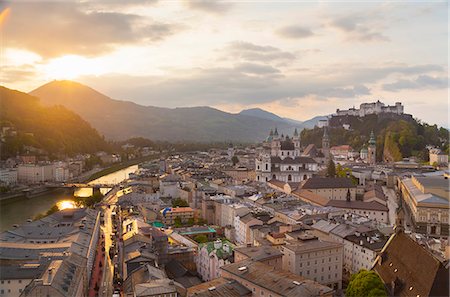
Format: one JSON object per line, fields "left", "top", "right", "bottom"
{"left": 86, "top": 154, "right": 160, "bottom": 182}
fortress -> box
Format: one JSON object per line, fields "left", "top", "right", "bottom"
{"left": 335, "top": 100, "right": 404, "bottom": 117}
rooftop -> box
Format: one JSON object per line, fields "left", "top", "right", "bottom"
{"left": 220, "top": 259, "right": 333, "bottom": 297}
{"left": 302, "top": 177, "right": 356, "bottom": 189}
{"left": 234, "top": 245, "right": 283, "bottom": 261}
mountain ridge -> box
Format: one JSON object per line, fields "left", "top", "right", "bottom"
{"left": 30, "top": 80, "right": 323, "bottom": 142}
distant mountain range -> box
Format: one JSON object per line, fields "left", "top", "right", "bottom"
{"left": 30, "top": 81, "right": 326, "bottom": 142}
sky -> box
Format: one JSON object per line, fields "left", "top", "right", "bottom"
{"left": 0, "top": 0, "right": 448, "bottom": 127}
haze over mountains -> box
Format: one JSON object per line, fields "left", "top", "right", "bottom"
{"left": 30, "top": 81, "right": 325, "bottom": 142}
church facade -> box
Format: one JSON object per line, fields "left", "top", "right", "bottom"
{"left": 255, "top": 129, "right": 318, "bottom": 183}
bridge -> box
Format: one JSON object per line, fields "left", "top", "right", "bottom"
{"left": 45, "top": 182, "right": 116, "bottom": 188}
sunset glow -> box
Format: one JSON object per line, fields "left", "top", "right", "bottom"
{"left": 57, "top": 200, "right": 77, "bottom": 210}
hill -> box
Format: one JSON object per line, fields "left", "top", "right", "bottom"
{"left": 0, "top": 86, "right": 109, "bottom": 159}
{"left": 30, "top": 81, "right": 306, "bottom": 142}
{"left": 239, "top": 108, "right": 288, "bottom": 122}
{"left": 300, "top": 114, "right": 448, "bottom": 162}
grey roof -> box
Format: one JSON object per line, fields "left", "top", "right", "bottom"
{"left": 234, "top": 245, "right": 283, "bottom": 261}
{"left": 283, "top": 238, "right": 343, "bottom": 254}
{"left": 270, "top": 156, "right": 317, "bottom": 164}
{"left": 302, "top": 177, "right": 356, "bottom": 189}
{"left": 220, "top": 259, "right": 333, "bottom": 297}
{"left": 326, "top": 200, "right": 389, "bottom": 211}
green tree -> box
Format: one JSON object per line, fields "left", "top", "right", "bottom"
{"left": 187, "top": 217, "right": 195, "bottom": 226}
{"left": 231, "top": 155, "right": 239, "bottom": 166}
{"left": 326, "top": 159, "right": 336, "bottom": 177}
{"left": 173, "top": 216, "right": 182, "bottom": 228}
{"left": 172, "top": 198, "right": 189, "bottom": 207}
{"left": 346, "top": 270, "right": 387, "bottom": 297}
{"left": 193, "top": 234, "right": 208, "bottom": 243}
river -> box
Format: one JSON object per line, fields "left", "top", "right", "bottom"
{"left": 0, "top": 164, "right": 138, "bottom": 232}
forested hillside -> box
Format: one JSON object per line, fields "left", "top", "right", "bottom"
{"left": 300, "top": 114, "right": 448, "bottom": 162}
{"left": 0, "top": 86, "right": 110, "bottom": 159}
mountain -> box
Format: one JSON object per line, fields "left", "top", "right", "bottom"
{"left": 0, "top": 86, "right": 109, "bottom": 159}
{"left": 300, "top": 115, "right": 329, "bottom": 129}
{"left": 239, "top": 108, "right": 287, "bottom": 122}
{"left": 30, "top": 81, "right": 305, "bottom": 142}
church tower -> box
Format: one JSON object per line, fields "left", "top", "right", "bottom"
{"left": 368, "top": 131, "right": 377, "bottom": 165}
{"left": 293, "top": 128, "right": 301, "bottom": 156}
{"left": 271, "top": 128, "right": 281, "bottom": 156}
{"left": 322, "top": 127, "right": 330, "bottom": 159}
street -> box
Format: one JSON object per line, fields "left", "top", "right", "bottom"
{"left": 382, "top": 186, "right": 398, "bottom": 226}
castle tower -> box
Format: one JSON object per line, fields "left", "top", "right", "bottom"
{"left": 368, "top": 131, "right": 376, "bottom": 165}
{"left": 322, "top": 127, "right": 330, "bottom": 159}
{"left": 293, "top": 128, "right": 301, "bottom": 156}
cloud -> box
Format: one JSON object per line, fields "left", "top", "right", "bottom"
{"left": 0, "top": 65, "right": 37, "bottom": 83}
{"left": 329, "top": 14, "right": 389, "bottom": 42}
{"left": 276, "top": 26, "right": 314, "bottom": 39}
{"left": 224, "top": 41, "right": 296, "bottom": 63}
{"left": 234, "top": 63, "right": 281, "bottom": 75}
{"left": 3, "top": 2, "right": 182, "bottom": 58}
{"left": 383, "top": 75, "right": 448, "bottom": 92}
{"left": 184, "top": 0, "right": 233, "bottom": 14}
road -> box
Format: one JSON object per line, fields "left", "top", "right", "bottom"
{"left": 382, "top": 186, "right": 398, "bottom": 226}
{"left": 99, "top": 188, "right": 119, "bottom": 297}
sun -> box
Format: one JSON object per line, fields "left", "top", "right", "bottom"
{"left": 42, "top": 55, "right": 103, "bottom": 80}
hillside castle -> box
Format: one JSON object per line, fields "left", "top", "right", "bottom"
{"left": 335, "top": 100, "right": 404, "bottom": 117}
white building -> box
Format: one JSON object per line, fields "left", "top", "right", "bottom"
{"left": 234, "top": 213, "right": 263, "bottom": 245}
{"left": 429, "top": 148, "right": 448, "bottom": 166}
{"left": 0, "top": 169, "right": 17, "bottom": 185}
{"left": 255, "top": 129, "right": 318, "bottom": 183}
{"left": 282, "top": 236, "right": 344, "bottom": 290}
{"left": 17, "top": 164, "right": 55, "bottom": 184}
{"left": 336, "top": 101, "right": 404, "bottom": 117}
{"left": 196, "top": 239, "right": 234, "bottom": 281}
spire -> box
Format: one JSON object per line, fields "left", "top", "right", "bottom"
{"left": 346, "top": 188, "right": 351, "bottom": 202}
{"left": 323, "top": 126, "right": 329, "bottom": 140}
{"left": 274, "top": 128, "right": 279, "bottom": 136}
{"left": 369, "top": 130, "right": 376, "bottom": 145}
{"left": 294, "top": 128, "right": 298, "bottom": 137}
{"left": 269, "top": 129, "right": 274, "bottom": 136}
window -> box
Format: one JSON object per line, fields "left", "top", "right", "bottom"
{"left": 19, "top": 280, "right": 22, "bottom": 284}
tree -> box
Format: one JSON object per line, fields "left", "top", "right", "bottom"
{"left": 231, "top": 155, "right": 239, "bottom": 166}
{"left": 346, "top": 270, "right": 387, "bottom": 297}
{"left": 326, "top": 159, "right": 336, "bottom": 177}
{"left": 336, "top": 164, "right": 358, "bottom": 185}
{"left": 172, "top": 198, "right": 189, "bottom": 207}
{"left": 187, "top": 218, "right": 195, "bottom": 226}
{"left": 173, "top": 216, "right": 182, "bottom": 228}
{"left": 193, "top": 234, "right": 208, "bottom": 243}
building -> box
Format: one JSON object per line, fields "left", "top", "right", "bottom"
{"left": 343, "top": 231, "right": 388, "bottom": 274}
{"left": 0, "top": 169, "right": 17, "bottom": 185}
{"left": 0, "top": 208, "right": 100, "bottom": 296}
{"left": 160, "top": 207, "right": 194, "bottom": 226}
{"left": 429, "top": 148, "right": 448, "bottom": 166}
{"left": 373, "top": 231, "right": 449, "bottom": 297}
{"left": 367, "top": 131, "right": 376, "bottom": 165}
{"left": 335, "top": 101, "right": 403, "bottom": 117}
{"left": 282, "top": 236, "right": 343, "bottom": 290}
{"left": 326, "top": 200, "right": 389, "bottom": 224}
{"left": 255, "top": 129, "right": 318, "bottom": 183}
{"left": 187, "top": 277, "right": 251, "bottom": 297}
{"left": 301, "top": 177, "right": 356, "bottom": 201}
{"left": 398, "top": 175, "right": 449, "bottom": 236}
{"left": 17, "top": 164, "right": 55, "bottom": 184}
{"left": 196, "top": 239, "right": 234, "bottom": 281}
{"left": 220, "top": 259, "right": 334, "bottom": 297}
{"left": 234, "top": 214, "right": 263, "bottom": 245}
{"left": 330, "top": 145, "right": 353, "bottom": 159}
{"left": 322, "top": 128, "right": 330, "bottom": 160}
{"left": 234, "top": 245, "right": 283, "bottom": 270}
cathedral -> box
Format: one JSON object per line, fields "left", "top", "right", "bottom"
{"left": 255, "top": 128, "right": 318, "bottom": 183}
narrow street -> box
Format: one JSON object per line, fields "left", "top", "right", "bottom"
{"left": 382, "top": 186, "right": 398, "bottom": 226}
